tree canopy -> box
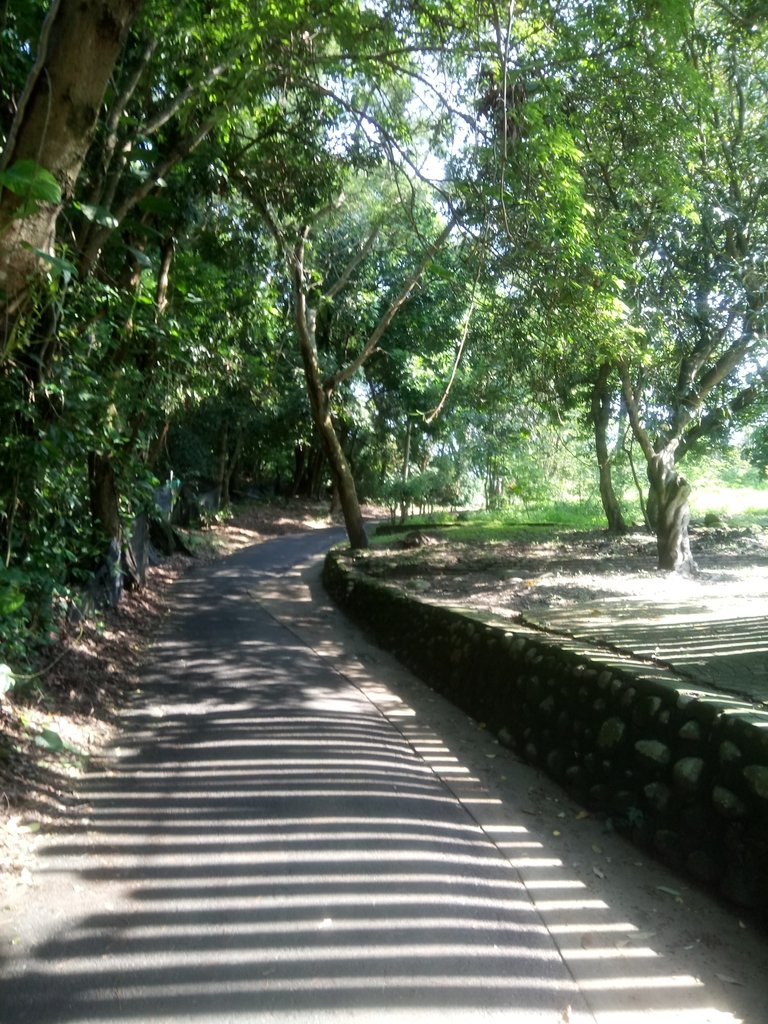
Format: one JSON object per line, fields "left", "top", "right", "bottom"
{"left": 1, "top": 0, "right": 766, "bottom": 668}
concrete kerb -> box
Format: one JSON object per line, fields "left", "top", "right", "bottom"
{"left": 323, "top": 548, "right": 768, "bottom": 925}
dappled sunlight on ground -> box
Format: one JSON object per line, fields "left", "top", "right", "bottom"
{"left": 2, "top": 529, "right": 762, "bottom": 1024}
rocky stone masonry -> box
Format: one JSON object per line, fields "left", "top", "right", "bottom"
{"left": 323, "top": 549, "right": 768, "bottom": 924}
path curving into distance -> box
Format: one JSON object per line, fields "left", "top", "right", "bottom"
{"left": 1, "top": 529, "right": 761, "bottom": 1024}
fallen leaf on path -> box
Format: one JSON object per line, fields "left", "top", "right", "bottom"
{"left": 592, "top": 865, "right": 606, "bottom": 879}
{"left": 656, "top": 885, "right": 683, "bottom": 898}
{"left": 575, "top": 810, "right": 590, "bottom": 820}
{"left": 715, "top": 974, "right": 743, "bottom": 986}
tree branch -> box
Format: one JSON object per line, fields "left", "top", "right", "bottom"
{"left": 425, "top": 239, "right": 485, "bottom": 424}
{"left": 328, "top": 216, "right": 457, "bottom": 391}
{"left": 324, "top": 221, "right": 381, "bottom": 302}
{"left": 0, "top": 0, "right": 62, "bottom": 172}
{"left": 619, "top": 362, "right": 655, "bottom": 462}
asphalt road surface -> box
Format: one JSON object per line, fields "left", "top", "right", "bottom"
{"left": 1, "top": 529, "right": 765, "bottom": 1024}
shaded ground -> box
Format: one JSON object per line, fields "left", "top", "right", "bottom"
{"left": 0, "top": 501, "right": 337, "bottom": 874}
{"left": 3, "top": 523, "right": 767, "bottom": 1024}
{"left": 361, "top": 522, "right": 768, "bottom": 704}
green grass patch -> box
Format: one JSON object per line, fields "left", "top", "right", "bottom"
{"left": 373, "top": 478, "right": 767, "bottom": 548}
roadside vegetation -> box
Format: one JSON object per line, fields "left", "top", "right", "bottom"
{"left": 0, "top": 500, "right": 332, "bottom": 859}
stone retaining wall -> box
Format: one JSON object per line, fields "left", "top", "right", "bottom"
{"left": 323, "top": 548, "right": 768, "bottom": 924}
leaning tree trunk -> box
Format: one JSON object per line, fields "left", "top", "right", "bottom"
{"left": 316, "top": 406, "right": 368, "bottom": 547}
{"left": 591, "top": 364, "right": 628, "bottom": 535}
{"left": 291, "top": 239, "right": 367, "bottom": 549}
{"left": 0, "top": 0, "right": 142, "bottom": 341}
{"left": 647, "top": 445, "right": 696, "bottom": 573}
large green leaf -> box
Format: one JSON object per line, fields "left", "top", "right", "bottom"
{"left": 74, "top": 202, "right": 119, "bottom": 229}
{"left": 0, "top": 159, "right": 62, "bottom": 204}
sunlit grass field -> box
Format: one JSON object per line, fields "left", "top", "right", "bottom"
{"left": 375, "top": 450, "right": 768, "bottom": 544}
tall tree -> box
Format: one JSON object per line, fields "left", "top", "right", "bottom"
{"left": 258, "top": 176, "right": 455, "bottom": 548}
{"left": 0, "top": 0, "right": 142, "bottom": 349}
{"left": 614, "top": 3, "right": 768, "bottom": 570}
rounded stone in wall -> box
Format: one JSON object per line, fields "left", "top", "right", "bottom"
{"left": 712, "top": 785, "right": 747, "bottom": 820}
{"left": 634, "top": 739, "right": 672, "bottom": 770}
{"left": 620, "top": 686, "right": 637, "bottom": 708}
{"left": 719, "top": 740, "right": 742, "bottom": 766}
{"left": 597, "top": 716, "right": 626, "bottom": 750}
{"left": 597, "top": 670, "right": 613, "bottom": 690}
{"left": 538, "top": 695, "right": 556, "bottom": 718}
{"left": 679, "top": 719, "right": 703, "bottom": 741}
{"left": 743, "top": 764, "right": 768, "bottom": 801}
{"left": 644, "top": 781, "right": 673, "bottom": 813}
{"left": 673, "top": 756, "right": 706, "bottom": 796}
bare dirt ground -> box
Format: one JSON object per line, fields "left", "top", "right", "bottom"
{"left": 363, "top": 522, "right": 768, "bottom": 622}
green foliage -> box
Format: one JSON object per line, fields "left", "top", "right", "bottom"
{"left": 3, "top": 0, "right": 768, "bottom": 669}
{"left": 0, "top": 159, "right": 62, "bottom": 216}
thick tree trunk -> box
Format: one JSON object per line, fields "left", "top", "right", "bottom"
{"left": 88, "top": 451, "right": 121, "bottom": 544}
{"left": 316, "top": 406, "right": 368, "bottom": 547}
{"left": 620, "top": 365, "right": 696, "bottom": 574}
{"left": 0, "top": 0, "right": 142, "bottom": 335}
{"left": 647, "top": 445, "right": 696, "bottom": 573}
{"left": 591, "top": 364, "right": 628, "bottom": 534}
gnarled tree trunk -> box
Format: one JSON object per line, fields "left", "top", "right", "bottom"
{"left": 647, "top": 443, "right": 696, "bottom": 573}
{"left": 620, "top": 365, "right": 697, "bottom": 574}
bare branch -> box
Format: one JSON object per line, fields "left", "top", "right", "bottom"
{"left": 425, "top": 237, "right": 486, "bottom": 424}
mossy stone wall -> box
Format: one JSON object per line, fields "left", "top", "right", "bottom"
{"left": 323, "top": 549, "right": 768, "bottom": 924}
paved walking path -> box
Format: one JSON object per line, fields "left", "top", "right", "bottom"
{"left": 1, "top": 531, "right": 765, "bottom": 1023}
